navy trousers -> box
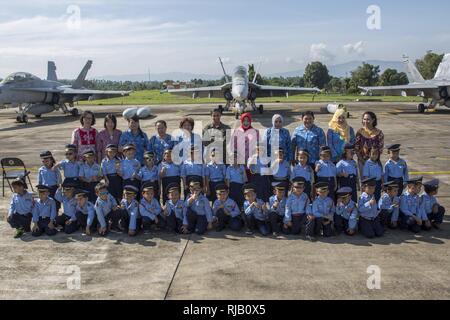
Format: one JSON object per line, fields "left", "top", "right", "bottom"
{"left": 165, "top": 211, "right": 183, "bottom": 233}
{"left": 8, "top": 213, "right": 32, "bottom": 231}
{"left": 359, "top": 216, "right": 384, "bottom": 238}
{"left": 428, "top": 206, "right": 445, "bottom": 225}
{"left": 186, "top": 208, "right": 208, "bottom": 235}
{"left": 55, "top": 214, "right": 79, "bottom": 234}
{"left": 215, "top": 209, "right": 243, "bottom": 232}
{"left": 32, "top": 217, "right": 57, "bottom": 236}
{"left": 229, "top": 182, "right": 244, "bottom": 209}
{"left": 284, "top": 214, "right": 306, "bottom": 235}
{"left": 244, "top": 215, "right": 270, "bottom": 236}
{"left": 75, "top": 211, "right": 98, "bottom": 231}
{"left": 106, "top": 174, "right": 123, "bottom": 202}
{"left": 398, "top": 211, "right": 430, "bottom": 233}
{"left": 305, "top": 217, "right": 333, "bottom": 237}
{"left": 117, "top": 209, "right": 141, "bottom": 233}
{"left": 142, "top": 215, "right": 166, "bottom": 231}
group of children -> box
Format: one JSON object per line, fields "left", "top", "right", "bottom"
{"left": 5, "top": 141, "right": 446, "bottom": 240}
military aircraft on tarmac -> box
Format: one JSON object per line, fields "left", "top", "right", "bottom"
{"left": 164, "top": 58, "right": 320, "bottom": 118}
{"left": 0, "top": 60, "right": 131, "bottom": 123}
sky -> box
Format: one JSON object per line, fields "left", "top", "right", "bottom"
{"left": 0, "top": 0, "right": 449, "bottom": 79}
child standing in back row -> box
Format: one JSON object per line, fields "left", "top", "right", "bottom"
{"left": 362, "top": 148, "right": 383, "bottom": 201}
{"left": 336, "top": 143, "right": 359, "bottom": 203}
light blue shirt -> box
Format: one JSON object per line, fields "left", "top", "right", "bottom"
{"left": 120, "top": 158, "right": 141, "bottom": 180}
{"left": 148, "top": 134, "right": 174, "bottom": 164}
{"left": 311, "top": 196, "right": 334, "bottom": 219}
{"left": 243, "top": 199, "right": 267, "bottom": 221}
{"left": 226, "top": 165, "right": 246, "bottom": 184}
{"left": 76, "top": 201, "right": 96, "bottom": 226}
{"left": 139, "top": 165, "right": 159, "bottom": 182}
{"left": 326, "top": 128, "right": 356, "bottom": 163}
{"left": 336, "top": 159, "right": 358, "bottom": 177}
{"left": 358, "top": 192, "right": 379, "bottom": 219}
{"left": 55, "top": 188, "right": 77, "bottom": 221}
{"left": 335, "top": 200, "right": 358, "bottom": 229}
{"left": 119, "top": 129, "right": 149, "bottom": 164}
{"left": 400, "top": 192, "right": 427, "bottom": 220}
{"left": 290, "top": 163, "right": 313, "bottom": 182}
{"left": 268, "top": 195, "right": 287, "bottom": 217}
{"left": 121, "top": 198, "right": 139, "bottom": 230}
{"left": 384, "top": 158, "right": 409, "bottom": 182}
{"left": 101, "top": 157, "right": 120, "bottom": 176}
{"left": 139, "top": 197, "right": 162, "bottom": 220}
{"left": 272, "top": 160, "right": 290, "bottom": 180}
{"left": 291, "top": 124, "right": 326, "bottom": 165}
{"left": 8, "top": 191, "right": 33, "bottom": 216}
{"left": 32, "top": 198, "right": 57, "bottom": 222}
{"left": 38, "top": 166, "right": 61, "bottom": 187}
{"left": 79, "top": 162, "right": 102, "bottom": 181}
{"left": 158, "top": 161, "right": 181, "bottom": 178}
{"left": 362, "top": 159, "right": 383, "bottom": 181}
{"left": 248, "top": 156, "right": 269, "bottom": 175}
{"left": 421, "top": 194, "right": 438, "bottom": 215}
{"left": 181, "top": 160, "right": 205, "bottom": 178}
{"left": 206, "top": 162, "right": 226, "bottom": 182}
{"left": 378, "top": 193, "right": 400, "bottom": 222}
{"left": 58, "top": 159, "right": 80, "bottom": 179}
{"left": 183, "top": 194, "right": 213, "bottom": 224}
{"left": 284, "top": 192, "right": 310, "bottom": 223}
{"left": 264, "top": 127, "right": 292, "bottom": 161}
{"left": 166, "top": 199, "right": 185, "bottom": 220}
{"left": 95, "top": 194, "right": 118, "bottom": 228}
{"left": 212, "top": 197, "right": 240, "bottom": 218}
{"left": 315, "top": 160, "right": 337, "bottom": 178}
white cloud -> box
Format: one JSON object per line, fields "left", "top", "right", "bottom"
{"left": 343, "top": 41, "right": 365, "bottom": 56}
{"left": 285, "top": 57, "right": 304, "bottom": 65}
{"left": 310, "top": 43, "right": 335, "bottom": 62}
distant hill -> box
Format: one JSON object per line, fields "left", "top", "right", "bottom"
{"left": 95, "top": 60, "right": 406, "bottom": 82}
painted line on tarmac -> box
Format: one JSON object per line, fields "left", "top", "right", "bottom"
{"left": 410, "top": 171, "right": 450, "bottom": 175}
{"left": 164, "top": 235, "right": 191, "bottom": 300}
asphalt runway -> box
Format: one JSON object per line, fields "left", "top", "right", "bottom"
{"left": 0, "top": 102, "right": 449, "bottom": 299}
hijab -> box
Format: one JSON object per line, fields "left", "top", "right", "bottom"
{"left": 240, "top": 113, "right": 252, "bottom": 131}
{"left": 272, "top": 114, "right": 283, "bottom": 128}
{"left": 328, "top": 108, "right": 351, "bottom": 142}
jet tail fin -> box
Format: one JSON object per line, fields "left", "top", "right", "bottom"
{"left": 218, "top": 57, "right": 231, "bottom": 83}
{"left": 72, "top": 60, "right": 92, "bottom": 89}
{"left": 403, "top": 55, "right": 425, "bottom": 83}
{"left": 47, "top": 61, "right": 57, "bottom": 81}
{"left": 433, "top": 53, "right": 450, "bottom": 81}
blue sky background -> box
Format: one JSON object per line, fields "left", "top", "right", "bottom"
{"left": 0, "top": 0, "right": 449, "bottom": 78}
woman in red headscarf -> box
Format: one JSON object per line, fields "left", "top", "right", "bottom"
{"left": 230, "top": 113, "right": 260, "bottom": 174}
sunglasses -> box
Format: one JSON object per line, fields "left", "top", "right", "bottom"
{"left": 99, "top": 191, "right": 109, "bottom": 196}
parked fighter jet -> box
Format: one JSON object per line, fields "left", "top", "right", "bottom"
{"left": 359, "top": 54, "right": 450, "bottom": 113}
{"left": 163, "top": 58, "right": 320, "bottom": 118}
{"left": 0, "top": 60, "right": 131, "bottom": 123}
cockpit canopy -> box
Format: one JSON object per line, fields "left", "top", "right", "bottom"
{"left": 1, "top": 72, "right": 41, "bottom": 84}
{"left": 233, "top": 66, "right": 248, "bottom": 78}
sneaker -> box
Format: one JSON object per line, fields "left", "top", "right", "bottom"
{"left": 245, "top": 229, "right": 253, "bottom": 235}
{"left": 14, "top": 228, "right": 24, "bottom": 238}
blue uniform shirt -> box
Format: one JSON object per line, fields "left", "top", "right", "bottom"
{"left": 58, "top": 159, "right": 80, "bottom": 179}
{"left": 101, "top": 157, "right": 120, "bottom": 176}
{"left": 290, "top": 163, "right": 313, "bottom": 182}
{"left": 378, "top": 193, "right": 400, "bottom": 222}
{"left": 291, "top": 124, "right": 326, "bottom": 165}
{"left": 79, "top": 162, "right": 102, "bottom": 181}
{"left": 311, "top": 196, "right": 335, "bottom": 220}
{"left": 181, "top": 160, "right": 205, "bottom": 178}
{"left": 121, "top": 198, "right": 139, "bottom": 230}
{"left": 119, "top": 129, "right": 149, "bottom": 164}
{"left": 335, "top": 200, "right": 358, "bottom": 229}
{"left": 384, "top": 158, "right": 409, "bottom": 182}
{"left": 248, "top": 155, "right": 270, "bottom": 176}
{"left": 400, "top": 191, "right": 427, "bottom": 220}
{"left": 206, "top": 162, "right": 227, "bottom": 182}
{"left": 158, "top": 161, "right": 181, "bottom": 178}
{"left": 76, "top": 201, "right": 96, "bottom": 227}
{"left": 55, "top": 189, "right": 77, "bottom": 220}
{"left": 38, "top": 166, "right": 61, "bottom": 187}
{"left": 8, "top": 191, "right": 33, "bottom": 216}
{"left": 421, "top": 194, "right": 438, "bottom": 215}
{"left": 183, "top": 194, "right": 213, "bottom": 224}
{"left": 362, "top": 159, "right": 383, "bottom": 181}
{"left": 166, "top": 199, "right": 185, "bottom": 220}
{"left": 139, "top": 197, "right": 162, "bottom": 220}
{"left": 336, "top": 159, "right": 358, "bottom": 177}
{"left": 264, "top": 127, "right": 292, "bottom": 161}
{"left": 213, "top": 197, "right": 240, "bottom": 218}
{"left": 139, "top": 165, "right": 159, "bottom": 182}
{"left": 243, "top": 199, "right": 267, "bottom": 221}
{"left": 120, "top": 158, "right": 141, "bottom": 180}
{"left": 95, "top": 194, "right": 118, "bottom": 228}
{"left": 148, "top": 134, "right": 174, "bottom": 164}
{"left": 327, "top": 128, "right": 356, "bottom": 163}
{"left": 269, "top": 195, "right": 287, "bottom": 216}
{"left": 272, "top": 160, "right": 290, "bottom": 180}
{"left": 32, "top": 198, "right": 57, "bottom": 222}
{"left": 315, "top": 160, "right": 337, "bottom": 178}
{"left": 226, "top": 165, "right": 246, "bottom": 184}
{"left": 358, "top": 192, "right": 379, "bottom": 219}
{"left": 284, "top": 192, "right": 310, "bottom": 223}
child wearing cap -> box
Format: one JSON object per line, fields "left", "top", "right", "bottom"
{"left": 138, "top": 151, "right": 159, "bottom": 202}
{"left": 205, "top": 149, "right": 227, "bottom": 203}
{"left": 399, "top": 178, "right": 431, "bottom": 233}
{"left": 212, "top": 184, "right": 242, "bottom": 232}
{"left": 268, "top": 182, "right": 288, "bottom": 236}
{"left": 140, "top": 182, "right": 164, "bottom": 233}
{"left": 378, "top": 181, "right": 400, "bottom": 229}
{"left": 54, "top": 180, "right": 79, "bottom": 234}
{"left": 358, "top": 178, "right": 384, "bottom": 238}
{"left": 38, "top": 151, "right": 61, "bottom": 210}
{"left": 226, "top": 152, "right": 247, "bottom": 209}
{"left": 291, "top": 149, "right": 315, "bottom": 199}
{"left": 94, "top": 182, "right": 120, "bottom": 236}
{"left": 118, "top": 185, "right": 140, "bottom": 236}
{"left": 270, "top": 148, "right": 291, "bottom": 195}
{"left": 101, "top": 144, "right": 123, "bottom": 202}
{"left": 79, "top": 150, "right": 102, "bottom": 204}
{"left": 7, "top": 178, "right": 33, "bottom": 238}
{"left": 362, "top": 148, "right": 383, "bottom": 202}
{"left": 305, "top": 182, "right": 335, "bottom": 239}
{"left": 158, "top": 149, "right": 181, "bottom": 204}
{"left": 162, "top": 183, "right": 185, "bottom": 233}
{"left": 315, "top": 146, "right": 337, "bottom": 201}
{"left": 119, "top": 144, "right": 142, "bottom": 199}
{"left": 181, "top": 146, "right": 206, "bottom": 199}
{"left": 284, "top": 177, "right": 310, "bottom": 235}
{"left": 336, "top": 144, "right": 359, "bottom": 203}
{"left": 247, "top": 145, "right": 271, "bottom": 203}
{"left": 243, "top": 184, "right": 270, "bottom": 236}
{"left": 53, "top": 144, "right": 80, "bottom": 187}
{"left": 75, "top": 190, "right": 97, "bottom": 235}
{"left": 31, "top": 185, "right": 57, "bottom": 237}
{"left": 384, "top": 144, "right": 409, "bottom": 196}
{"left": 422, "top": 179, "right": 445, "bottom": 229}
{"left": 334, "top": 187, "right": 358, "bottom": 236}
{"left": 181, "top": 180, "right": 213, "bottom": 235}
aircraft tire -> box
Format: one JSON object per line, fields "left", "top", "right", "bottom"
{"left": 259, "top": 105, "right": 264, "bottom": 114}
{"left": 417, "top": 104, "right": 426, "bottom": 113}
{"left": 71, "top": 108, "right": 79, "bottom": 117}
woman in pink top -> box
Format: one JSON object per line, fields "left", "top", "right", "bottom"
{"left": 71, "top": 110, "right": 98, "bottom": 161}
{"left": 96, "top": 114, "right": 122, "bottom": 163}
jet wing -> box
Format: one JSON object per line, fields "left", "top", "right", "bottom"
{"left": 251, "top": 84, "right": 320, "bottom": 97}
{"left": 166, "top": 83, "right": 231, "bottom": 98}
{"left": 359, "top": 83, "right": 439, "bottom": 96}
{"left": 11, "top": 87, "right": 63, "bottom": 93}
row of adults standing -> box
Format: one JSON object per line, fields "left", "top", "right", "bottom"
{"left": 70, "top": 109, "right": 385, "bottom": 175}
